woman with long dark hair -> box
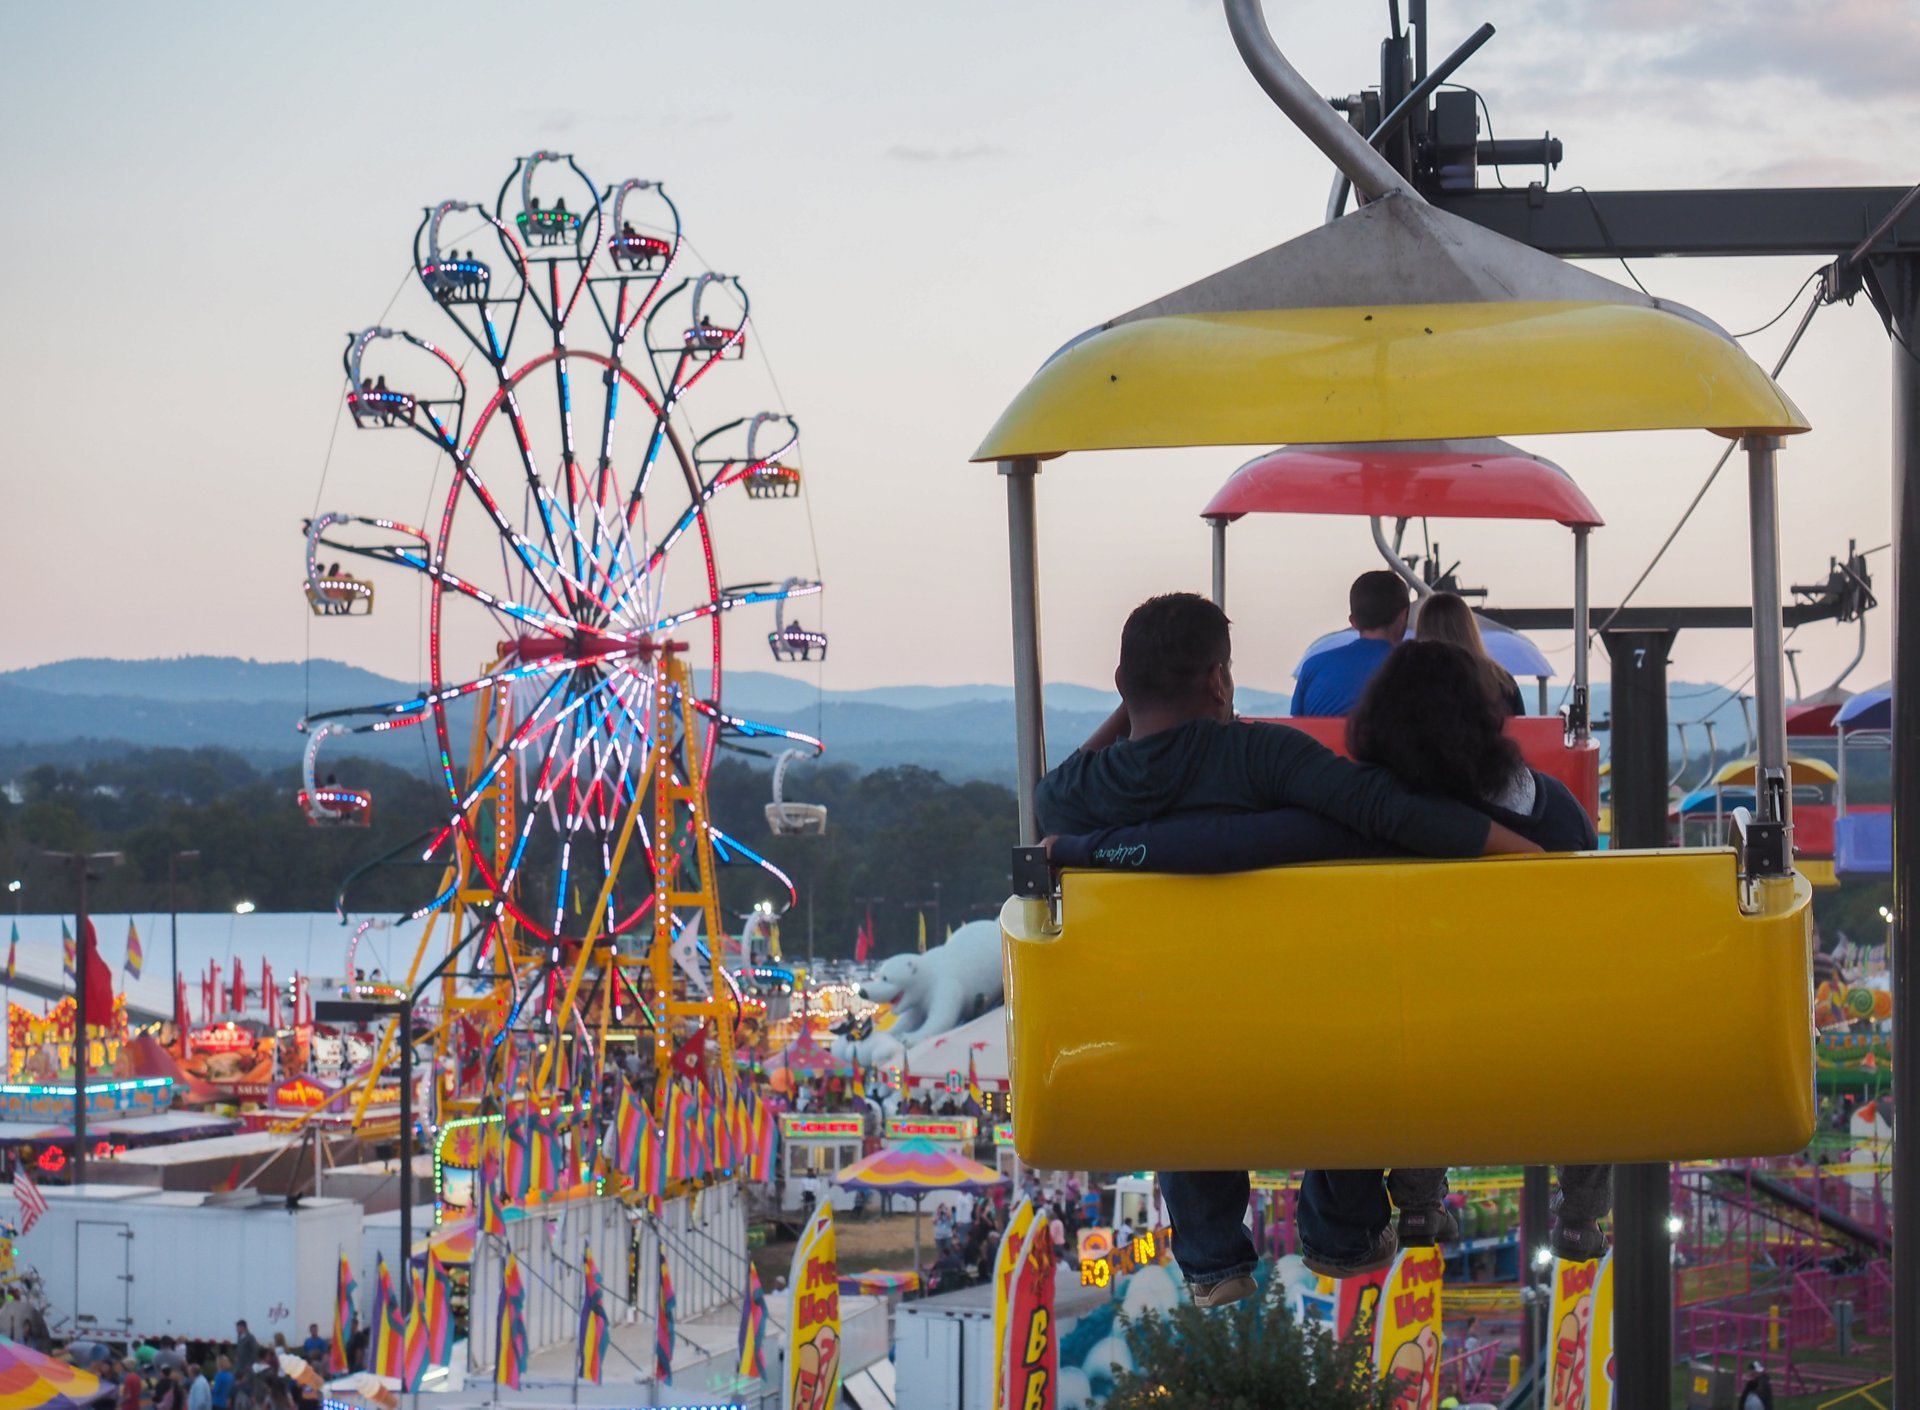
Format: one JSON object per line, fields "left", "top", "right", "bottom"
{"left": 1414, "top": 591, "right": 1527, "bottom": 717}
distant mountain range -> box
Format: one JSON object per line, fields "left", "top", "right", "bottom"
{"left": 0, "top": 655, "right": 1775, "bottom": 782}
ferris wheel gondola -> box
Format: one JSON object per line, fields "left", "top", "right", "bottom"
{"left": 342, "top": 326, "right": 467, "bottom": 435}
{"left": 298, "top": 723, "right": 372, "bottom": 827}
{"left": 419, "top": 200, "right": 492, "bottom": 304}
{"left": 604, "top": 179, "right": 675, "bottom": 272}
{"left": 765, "top": 748, "right": 828, "bottom": 837}
{"left": 693, "top": 411, "right": 804, "bottom": 500}
{"left": 767, "top": 577, "right": 828, "bottom": 662}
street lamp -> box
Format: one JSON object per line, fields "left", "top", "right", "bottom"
{"left": 168, "top": 850, "right": 200, "bottom": 1038}
{"left": 234, "top": 900, "right": 256, "bottom": 916}
{"left": 42, "top": 849, "right": 126, "bottom": 1189}
{"left": 315, "top": 988, "right": 418, "bottom": 1315}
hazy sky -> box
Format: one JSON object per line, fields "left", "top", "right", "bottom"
{"left": 3, "top": 0, "right": 1916, "bottom": 712}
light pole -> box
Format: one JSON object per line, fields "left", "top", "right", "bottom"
{"left": 168, "top": 850, "right": 200, "bottom": 1040}
{"left": 43, "top": 850, "right": 125, "bottom": 1189}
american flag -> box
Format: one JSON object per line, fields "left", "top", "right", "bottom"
{"left": 13, "top": 1168, "right": 48, "bottom": 1234}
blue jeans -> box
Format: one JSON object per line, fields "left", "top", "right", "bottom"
{"left": 1295, "top": 1169, "right": 1397, "bottom": 1263}
{"left": 1158, "top": 1170, "right": 1257, "bottom": 1283}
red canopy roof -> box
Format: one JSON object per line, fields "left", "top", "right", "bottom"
{"left": 1201, "top": 439, "right": 1604, "bottom": 528}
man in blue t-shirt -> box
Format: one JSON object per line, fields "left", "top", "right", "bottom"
{"left": 1291, "top": 570, "right": 1411, "bottom": 715}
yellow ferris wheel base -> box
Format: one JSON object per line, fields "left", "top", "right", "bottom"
{"left": 1001, "top": 849, "right": 1813, "bottom": 1172}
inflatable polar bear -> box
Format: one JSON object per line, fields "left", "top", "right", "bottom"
{"left": 833, "top": 919, "right": 1004, "bottom": 1065}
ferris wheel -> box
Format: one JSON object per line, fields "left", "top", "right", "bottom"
{"left": 300, "top": 152, "right": 826, "bottom": 1098}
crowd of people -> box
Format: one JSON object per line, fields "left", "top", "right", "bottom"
{"left": 56, "top": 1319, "right": 327, "bottom": 1410}
{"left": 1040, "top": 575, "right": 1605, "bottom": 1310}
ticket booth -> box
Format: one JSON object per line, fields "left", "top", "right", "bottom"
{"left": 778, "top": 1113, "right": 864, "bottom": 1212}
{"left": 993, "top": 1123, "right": 1019, "bottom": 1182}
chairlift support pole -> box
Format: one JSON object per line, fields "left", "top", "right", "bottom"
{"left": 1207, "top": 516, "right": 1230, "bottom": 610}
{"left": 1003, "top": 459, "right": 1048, "bottom": 845}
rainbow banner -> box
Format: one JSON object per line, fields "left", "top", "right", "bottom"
{"left": 370, "top": 1255, "right": 405, "bottom": 1381}
{"left": 61, "top": 920, "right": 75, "bottom": 981}
{"left": 784, "top": 1200, "right": 840, "bottom": 1410}
{"left": 402, "top": 1267, "right": 429, "bottom": 1391}
{"left": 423, "top": 1252, "right": 454, "bottom": 1367}
{"left": 579, "top": 1247, "right": 609, "bottom": 1385}
{"left": 123, "top": 918, "right": 144, "bottom": 979}
{"left": 480, "top": 1131, "right": 507, "bottom": 1235}
{"left": 613, "top": 1081, "right": 644, "bottom": 1184}
{"left": 1370, "top": 1247, "right": 1444, "bottom": 1406}
{"left": 1545, "top": 1255, "right": 1604, "bottom": 1410}
{"left": 654, "top": 1246, "right": 676, "bottom": 1386}
{"left": 330, "top": 1251, "right": 356, "bottom": 1375}
{"left": 497, "top": 1253, "right": 528, "bottom": 1390}
{"left": 738, "top": 1263, "right": 769, "bottom": 1380}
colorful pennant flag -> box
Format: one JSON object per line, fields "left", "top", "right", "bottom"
{"left": 917, "top": 909, "right": 927, "bottom": 953}
{"left": 738, "top": 1263, "right": 768, "bottom": 1379}
{"left": 579, "top": 1247, "right": 609, "bottom": 1385}
{"left": 61, "top": 920, "right": 75, "bottom": 981}
{"left": 6, "top": 920, "right": 15, "bottom": 982}
{"left": 423, "top": 1252, "right": 453, "bottom": 1368}
{"left": 402, "top": 1266, "right": 429, "bottom": 1392}
{"left": 480, "top": 1129, "right": 507, "bottom": 1236}
{"left": 497, "top": 1253, "right": 528, "bottom": 1390}
{"left": 613, "top": 1081, "right": 643, "bottom": 1185}
{"left": 330, "top": 1252, "right": 356, "bottom": 1375}
{"left": 370, "top": 1255, "right": 405, "bottom": 1381}
{"left": 654, "top": 1246, "right": 676, "bottom": 1385}
{"left": 123, "top": 918, "right": 144, "bottom": 979}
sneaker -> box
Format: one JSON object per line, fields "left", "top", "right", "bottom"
{"left": 1397, "top": 1203, "right": 1460, "bottom": 1248}
{"left": 1188, "top": 1274, "right": 1258, "bottom": 1309}
{"left": 1301, "top": 1223, "right": 1398, "bottom": 1280}
{"left": 1551, "top": 1218, "right": 1609, "bottom": 1261}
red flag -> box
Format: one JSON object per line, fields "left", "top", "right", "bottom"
{"left": 670, "top": 1026, "right": 708, "bottom": 1081}
{"left": 176, "top": 976, "right": 191, "bottom": 1039}
{"left": 79, "top": 917, "right": 114, "bottom": 1027}
{"left": 853, "top": 904, "right": 874, "bottom": 964}
{"left": 263, "top": 960, "right": 280, "bottom": 1028}
{"left": 231, "top": 956, "right": 247, "bottom": 1014}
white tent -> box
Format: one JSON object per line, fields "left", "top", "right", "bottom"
{"left": 903, "top": 1008, "right": 1008, "bottom": 1089}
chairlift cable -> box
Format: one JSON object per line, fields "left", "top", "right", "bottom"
{"left": 1591, "top": 277, "right": 1828, "bottom": 639}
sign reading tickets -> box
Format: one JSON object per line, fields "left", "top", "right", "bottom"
{"left": 992, "top": 1199, "right": 1037, "bottom": 1410}
{"left": 780, "top": 1114, "right": 863, "bottom": 1140}
{"left": 1371, "top": 1248, "right": 1444, "bottom": 1410}
{"left": 785, "top": 1200, "right": 841, "bottom": 1410}
{"left": 1545, "top": 1256, "right": 1603, "bottom": 1410}
{"left": 885, "top": 1116, "right": 977, "bottom": 1143}
{"left": 1004, "top": 1212, "right": 1057, "bottom": 1410}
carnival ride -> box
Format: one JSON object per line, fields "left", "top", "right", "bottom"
{"left": 297, "top": 151, "right": 827, "bottom": 1149}
{"left": 987, "top": 7, "right": 1813, "bottom": 1179}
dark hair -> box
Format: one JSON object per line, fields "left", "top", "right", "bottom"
{"left": 1350, "top": 570, "right": 1411, "bottom": 632}
{"left": 1347, "top": 640, "right": 1521, "bottom": 802}
{"left": 1115, "top": 593, "right": 1231, "bottom": 707}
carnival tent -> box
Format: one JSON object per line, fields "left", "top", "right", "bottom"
{"left": 902, "top": 1009, "right": 1008, "bottom": 1089}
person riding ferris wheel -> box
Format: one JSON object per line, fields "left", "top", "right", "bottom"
{"left": 299, "top": 151, "right": 828, "bottom": 1036}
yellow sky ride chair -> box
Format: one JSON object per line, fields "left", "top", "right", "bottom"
{"left": 979, "top": 29, "right": 1814, "bottom": 1176}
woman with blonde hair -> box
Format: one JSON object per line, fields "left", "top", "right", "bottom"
{"left": 1415, "top": 591, "right": 1526, "bottom": 716}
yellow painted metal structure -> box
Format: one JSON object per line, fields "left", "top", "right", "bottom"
{"left": 1713, "top": 757, "right": 1839, "bottom": 787}
{"left": 974, "top": 302, "right": 1809, "bottom": 462}
{"left": 1002, "top": 851, "right": 1814, "bottom": 1171}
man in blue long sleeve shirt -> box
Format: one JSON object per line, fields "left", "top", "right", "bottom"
{"left": 1033, "top": 593, "right": 1536, "bottom": 1309}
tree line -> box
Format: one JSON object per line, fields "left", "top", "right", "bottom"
{"left": 0, "top": 746, "right": 1017, "bottom": 959}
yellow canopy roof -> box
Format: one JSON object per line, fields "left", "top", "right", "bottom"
{"left": 1713, "top": 757, "right": 1839, "bottom": 787}
{"left": 974, "top": 197, "right": 1807, "bottom": 462}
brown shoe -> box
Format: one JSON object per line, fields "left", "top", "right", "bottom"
{"left": 1301, "top": 1223, "right": 1398, "bottom": 1279}
{"left": 1188, "top": 1274, "right": 1258, "bottom": 1309}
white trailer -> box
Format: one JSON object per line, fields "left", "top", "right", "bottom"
{"left": 2, "top": 1183, "right": 363, "bottom": 1343}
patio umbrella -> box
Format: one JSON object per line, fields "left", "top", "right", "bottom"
{"left": 0, "top": 1337, "right": 105, "bottom": 1410}
{"left": 836, "top": 1137, "right": 1004, "bottom": 1278}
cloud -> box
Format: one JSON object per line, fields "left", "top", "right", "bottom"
{"left": 885, "top": 143, "right": 1005, "bottom": 164}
